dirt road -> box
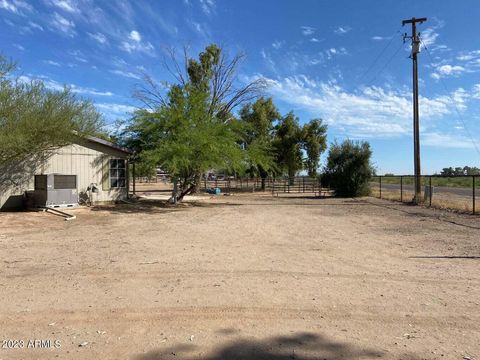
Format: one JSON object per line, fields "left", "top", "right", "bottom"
{"left": 1, "top": 194, "right": 479, "bottom": 359}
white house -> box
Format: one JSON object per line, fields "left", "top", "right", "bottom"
{"left": 0, "top": 135, "right": 133, "bottom": 210}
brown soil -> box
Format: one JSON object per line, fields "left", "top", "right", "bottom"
{"left": 0, "top": 193, "right": 479, "bottom": 360}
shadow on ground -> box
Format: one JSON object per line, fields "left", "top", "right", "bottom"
{"left": 134, "top": 332, "right": 421, "bottom": 360}
{"left": 364, "top": 198, "right": 480, "bottom": 230}
{"left": 90, "top": 198, "right": 242, "bottom": 214}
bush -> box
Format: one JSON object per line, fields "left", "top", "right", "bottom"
{"left": 322, "top": 140, "right": 373, "bottom": 197}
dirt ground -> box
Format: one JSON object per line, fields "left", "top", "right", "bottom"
{"left": 0, "top": 191, "right": 479, "bottom": 360}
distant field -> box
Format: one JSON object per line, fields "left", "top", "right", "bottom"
{"left": 377, "top": 176, "right": 477, "bottom": 188}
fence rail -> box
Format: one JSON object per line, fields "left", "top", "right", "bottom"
{"left": 371, "top": 175, "right": 479, "bottom": 215}
{"left": 201, "top": 176, "right": 325, "bottom": 195}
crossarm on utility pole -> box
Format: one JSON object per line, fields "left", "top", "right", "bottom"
{"left": 402, "top": 17, "right": 427, "bottom": 26}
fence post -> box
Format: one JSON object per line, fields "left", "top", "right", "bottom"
{"left": 429, "top": 175, "right": 432, "bottom": 207}
{"left": 379, "top": 176, "right": 382, "bottom": 199}
{"left": 400, "top": 176, "right": 403, "bottom": 202}
{"left": 473, "top": 175, "right": 476, "bottom": 215}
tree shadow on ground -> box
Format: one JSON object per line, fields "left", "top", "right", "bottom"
{"left": 90, "top": 198, "right": 242, "bottom": 215}
{"left": 134, "top": 332, "right": 422, "bottom": 360}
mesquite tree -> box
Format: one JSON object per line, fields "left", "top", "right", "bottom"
{"left": 0, "top": 56, "right": 103, "bottom": 166}
{"left": 125, "top": 44, "right": 264, "bottom": 202}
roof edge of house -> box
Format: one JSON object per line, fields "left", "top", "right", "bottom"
{"left": 82, "top": 134, "right": 133, "bottom": 155}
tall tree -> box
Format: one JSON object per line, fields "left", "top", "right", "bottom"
{"left": 239, "top": 97, "right": 281, "bottom": 190}
{"left": 302, "top": 118, "right": 328, "bottom": 177}
{"left": 128, "top": 44, "right": 264, "bottom": 195}
{"left": 124, "top": 45, "right": 262, "bottom": 202}
{"left": 273, "top": 112, "right": 303, "bottom": 184}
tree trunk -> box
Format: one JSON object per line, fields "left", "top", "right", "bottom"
{"left": 169, "top": 177, "right": 178, "bottom": 204}
{"left": 190, "top": 172, "right": 202, "bottom": 194}
{"left": 177, "top": 184, "right": 195, "bottom": 202}
{"left": 288, "top": 170, "right": 295, "bottom": 186}
{"left": 261, "top": 176, "right": 266, "bottom": 191}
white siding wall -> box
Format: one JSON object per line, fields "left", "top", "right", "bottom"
{"left": 0, "top": 142, "right": 128, "bottom": 210}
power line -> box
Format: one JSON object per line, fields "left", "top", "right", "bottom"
{"left": 366, "top": 41, "right": 405, "bottom": 86}
{"left": 357, "top": 29, "right": 402, "bottom": 84}
{"left": 420, "top": 39, "right": 480, "bottom": 159}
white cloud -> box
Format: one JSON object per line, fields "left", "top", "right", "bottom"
{"left": 422, "top": 132, "right": 477, "bottom": 149}
{"left": 457, "top": 50, "right": 480, "bottom": 62}
{"left": 244, "top": 74, "right": 463, "bottom": 141}
{"left": 420, "top": 28, "right": 439, "bottom": 48}
{"left": 419, "top": 19, "right": 448, "bottom": 52}
{"left": 88, "top": 32, "right": 107, "bottom": 44}
{"left": 69, "top": 49, "right": 87, "bottom": 63}
{"left": 128, "top": 30, "right": 141, "bottom": 42}
{"left": 120, "top": 30, "right": 154, "bottom": 55}
{"left": 301, "top": 26, "right": 315, "bottom": 36}
{"left": 372, "top": 36, "right": 391, "bottom": 41}
{"left": 47, "top": 0, "right": 78, "bottom": 13}
{"left": 13, "top": 43, "right": 24, "bottom": 50}
{"left": 18, "top": 74, "right": 114, "bottom": 97}
{"left": 109, "top": 69, "right": 142, "bottom": 80}
{"left": 95, "top": 103, "right": 136, "bottom": 114}
{"left": 334, "top": 26, "right": 351, "bottom": 35}
{"left": 325, "top": 47, "right": 348, "bottom": 59}
{"left": 50, "top": 12, "right": 76, "bottom": 37}
{"left": 260, "top": 49, "right": 277, "bottom": 75}
{"left": 272, "top": 40, "right": 284, "bottom": 50}
{"left": 96, "top": 103, "right": 137, "bottom": 121}
{"left": 44, "top": 60, "right": 60, "bottom": 66}
{"left": 28, "top": 21, "right": 44, "bottom": 31}
{"left": 431, "top": 64, "right": 466, "bottom": 79}
{"left": 310, "top": 38, "right": 321, "bottom": 43}
{"left": 0, "top": 0, "right": 32, "bottom": 14}
{"left": 199, "top": 0, "right": 215, "bottom": 15}
{"left": 0, "top": 0, "right": 16, "bottom": 12}
{"left": 472, "top": 84, "right": 480, "bottom": 99}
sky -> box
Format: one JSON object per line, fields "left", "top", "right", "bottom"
{"left": 1, "top": 0, "right": 480, "bottom": 174}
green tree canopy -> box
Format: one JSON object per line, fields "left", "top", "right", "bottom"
{"left": 322, "top": 139, "right": 373, "bottom": 197}
{"left": 0, "top": 56, "right": 103, "bottom": 165}
{"left": 273, "top": 112, "right": 303, "bottom": 182}
{"left": 239, "top": 97, "right": 281, "bottom": 188}
{"left": 302, "top": 118, "right": 327, "bottom": 177}
{"left": 124, "top": 45, "right": 263, "bottom": 202}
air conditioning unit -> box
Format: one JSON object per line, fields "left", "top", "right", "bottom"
{"left": 34, "top": 174, "right": 78, "bottom": 208}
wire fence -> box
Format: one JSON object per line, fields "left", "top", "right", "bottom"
{"left": 370, "top": 175, "right": 479, "bottom": 215}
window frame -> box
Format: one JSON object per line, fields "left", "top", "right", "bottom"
{"left": 109, "top": 159, "right": 126, "bottom": 189}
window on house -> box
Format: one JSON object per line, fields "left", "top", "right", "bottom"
{"left": 110, "top": 159, "right": 126, "bottom": 188}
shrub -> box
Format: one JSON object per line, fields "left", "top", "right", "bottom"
{"left": 322, "top": 140, "right": 373, "bottom": 197}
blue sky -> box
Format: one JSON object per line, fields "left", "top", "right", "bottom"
{"left": 1, "top": 0, "right": 480, "bottom": 174}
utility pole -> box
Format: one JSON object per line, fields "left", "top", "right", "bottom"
{"left": 402, "top": 17, "right": 427, "bottom": 204}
